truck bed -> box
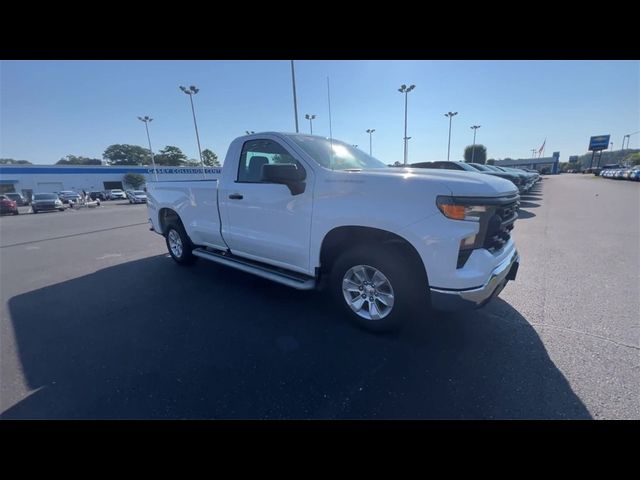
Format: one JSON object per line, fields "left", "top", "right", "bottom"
{"left": 147, "top": 179, "right": 227, "bottom": 251}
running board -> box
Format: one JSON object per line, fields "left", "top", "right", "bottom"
{"left": 192, "top": 248, "right": 316, "bottom": 290}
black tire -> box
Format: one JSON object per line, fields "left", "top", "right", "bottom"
{"left": 165, "top": 221, "right": 197, "bottom": 266}
{"left": 13, "top": 211, "right": 19, "bottom": 215}
{"left": 58, "top": 208, "right": 65, "bottom": 211}
{"left": 32, "top": 209, "right": 38, "bottom": 214}
{"left": 329, "top": 244, "right": 426, "bottom": 333}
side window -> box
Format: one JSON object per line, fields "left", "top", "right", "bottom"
{"left": 237, "top": 139, "right": 303, "bottom": 183}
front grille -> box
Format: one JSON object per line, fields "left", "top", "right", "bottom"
{"left": 483, "top": 201, "right": 518, "bottom": 252}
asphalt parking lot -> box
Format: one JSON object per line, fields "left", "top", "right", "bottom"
{"left": 1, "top": 177, "right": 638, "bottom": 419}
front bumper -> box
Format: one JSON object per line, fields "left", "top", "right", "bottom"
{"left": 33, "top": 203, "right": 62, "bottom": 211}
{"left": 430, "top": 249, "right": 519, "bottom": 311}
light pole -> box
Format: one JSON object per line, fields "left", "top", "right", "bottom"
{"left": 470, "top": 125, "right": 481, "bottom": 163}
{"left": 398, "top": 84, "right": 415, "bottom": 166}
{"left": 531, "top": 149, "right": 537, "bottom": 158}
{"left": 291, "top": 60, "right": 299, "bottom": 133}
{"left": 179, "top": 85, "right": 205, "bottom": 178}
{"left": 305, "top": 114, "right": 316, "bottom": 134}
{"left": 624, "top": 130, "right": 640, "bottom": 150}
{"left": 406, "top": 136, "right": 412, "bottom": 164}
{"left": 366, "top": 129, "right": 375, "bottom": 156}
{"left": 138, "top": 116, "right": 158, "bottom": 181}
{"left": 444, "top": 111, "right": 458, "bottom": 162}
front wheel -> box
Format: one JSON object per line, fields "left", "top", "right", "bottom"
{"left": 330, "top": 245, "right": 426, "bottom": 333}
{"left": 165, "top": 223, "right": 197, "bottom": 265}
{"left": 32, "top": 209, "right": 38, "bottom": 214}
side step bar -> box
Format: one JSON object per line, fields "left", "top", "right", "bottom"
{"left": 192, "top": 248, "right": 316, "bottom": 290}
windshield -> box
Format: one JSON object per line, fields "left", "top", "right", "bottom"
{"left": 34, "top": 193, "right": 58, "bottom": 200}
{"left": 289, "top": 135, "right": 388, "bottom": 170}
{"left": 454, "top": 162, "right": 479, "bottom": 172}
{"left": 468, "top": 163, "right": 491, "bottom": 172}
{"left": 133, "top": 191, "right": 146, "bottom": 195}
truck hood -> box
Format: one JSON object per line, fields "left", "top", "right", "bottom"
{"left": 360, "top": 168, "right": 518, "bottom": 197}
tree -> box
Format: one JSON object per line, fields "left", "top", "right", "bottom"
{"left": 103, "top": 144, "right": 152, "bottom": 165}
{"left": 154, "top": 146, "right": 187, "bottom": 166}
{"left": 123, "top": 173, "right": 146, "bottom": 189}
{"left": 559, "top": 162, "right": 572, "bottom": 172}
{"left": 56, "top": 155, "right": 102, "bottom": 165}
{"left": 486, "top": 159, "right": 496, "bottom": 165}
{"left": 464, "top": 144, "right": 487, "bottom": 164}
{"left": 0, "top": 158, "right": 32, "bottom": 165}
{"left": 624, "top": 152, "right": 640, "bottom": 166}
{"left": 202, "top": 149, "right": 220, "bottom": 166}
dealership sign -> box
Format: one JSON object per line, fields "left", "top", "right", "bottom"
{"left": 147, "top": 167, "right": 222, "bottom": 175}
{"left": 588, "top": 135, "right": 610, "bottom": 151}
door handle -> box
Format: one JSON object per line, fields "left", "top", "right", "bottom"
{"left": 228, "top": 193, "right": 243, "bottom": 200}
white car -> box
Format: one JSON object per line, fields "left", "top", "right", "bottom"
{"left": 108, "top": 189, "right": 126, "bottom": 200}
{"left": 147, "top": 133, "right": 520, "bottom": 332}
{"left": 127, "top": 190, "right": 147, "bottom": 204}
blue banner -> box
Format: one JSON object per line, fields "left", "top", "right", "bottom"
{"left": 588, "top": 135, "right": 610, "bottom": 151}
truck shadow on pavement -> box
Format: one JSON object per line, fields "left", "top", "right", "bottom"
{"left": 3, "top": 254, "right": 590, "bottom": 419}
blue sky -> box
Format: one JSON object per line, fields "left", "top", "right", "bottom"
{"left": 1, "top": 60, "right": 638, "bottom": 165}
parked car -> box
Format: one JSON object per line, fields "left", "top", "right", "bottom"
{"left": 89, "top": 191, "right": 107, "bottom": 201}
{"left": 465, "top": 163, "right": 527, "bottom": 192}
{"left": 494, "top": 166, "right": 536, "bottom": 191}
{"left": 628, "top": 166, "right": 640, "bottom": 181}
{"left": 127, "top": 189, "right": 148, "bottom": 204}
{"left": 58, "top": 190, "right": 82, "bottom": 204}
{"left": 0, "top": 195, "right": 19, "bottom": 215}
{"left": 599, "top": 164, "right": 622, "bottom": 178}
{"left": 4, "top": 192, "right": 28, "bottom": 206}
{"left": 147, "top": 133, "right": 521, "bottom": 333}
{"left": 409, "top": 161, "right": 526, "bottom": 193}
{"left": 31, "top": 193, "right": 65, "bottom": 213}
{"left": 108, "top": 189, "right": 127, "bottom": 200}
{"left": 410, "top": 160, "right": 481, "bottom": 173}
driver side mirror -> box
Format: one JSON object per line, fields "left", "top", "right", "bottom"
{"left": 261, "top": 163, "right": 306, "bottom": 195}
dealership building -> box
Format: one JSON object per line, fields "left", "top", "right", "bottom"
{"left": 0, "top": 165, "right": 221, "bottom": 201}
{"left": 494, "top": 152, "right": 560, "bottom": 174}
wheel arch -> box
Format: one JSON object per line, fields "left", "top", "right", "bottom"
{"left": 318, "top": 226, "right": 429, "bottom": 288}
{"left": 158, "top": 207, "right": 182, "bottom": 235}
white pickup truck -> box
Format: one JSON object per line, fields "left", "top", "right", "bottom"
{"left": 147, "top": 133, "right": 520, "bottom": 332}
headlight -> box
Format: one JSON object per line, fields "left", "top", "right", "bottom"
{"left": 436, "top": 197, "right": 487, "bottom": 222}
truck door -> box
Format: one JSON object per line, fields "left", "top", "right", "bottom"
{"left": 218, "top": 138, "right": 313, "bottom": 274}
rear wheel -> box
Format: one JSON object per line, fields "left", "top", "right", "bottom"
{"left": 32, "top": 208, "right": 38, "bottom": 214}
{"left": 165, "top": 222, "right": 197, "bottom": 265}
{"left": 13, "top": 210, "right": 19, "bottom": 215}
{"left": 329, "top": 245, "right": 426, "bottom": 333}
